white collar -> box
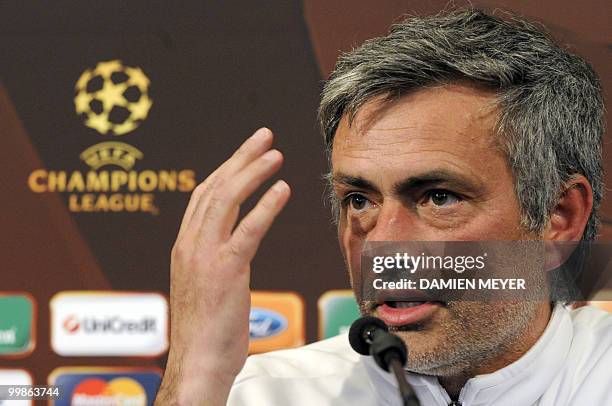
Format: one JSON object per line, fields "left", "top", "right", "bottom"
{"left": 361, "top": 304, "right": 572, "bottom": 405}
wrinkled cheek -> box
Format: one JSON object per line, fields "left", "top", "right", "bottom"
{"left": 339, "top": 220, "right": 366, "bottom": 303}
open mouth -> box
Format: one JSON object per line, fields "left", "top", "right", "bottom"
{"left": 383, "top": 300, "right": 446, "bottom": 308}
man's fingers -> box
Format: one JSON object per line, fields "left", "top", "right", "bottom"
{"left": 232, "top": 150, "right": 284, "bottom": 204}
{"left": 176, "top": 127, "right": 273, "bottom": 238}
{"left": 176, "top": 178, "right": 213, "bottom": 237}
{"left": 217, "top": 127, "right": 273, "bottom": 179}
{"left": 224, "top": 180, "right": 291, "bottom": 266}
{"left": 198, "top": 149, "right": 284, "bottom": 241}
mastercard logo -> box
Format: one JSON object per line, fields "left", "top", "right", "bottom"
{"left": 71, "top": 377, "right": 146, "bottom": 406}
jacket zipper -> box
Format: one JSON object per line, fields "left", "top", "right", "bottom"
{"left": 448, "top": 383, "right": 467, "bottom": 405}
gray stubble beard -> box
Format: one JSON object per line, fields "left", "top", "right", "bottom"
{"left": 359, "top": 300, "right": 542, "bottom": 377}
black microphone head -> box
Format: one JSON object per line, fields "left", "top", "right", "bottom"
{"left": 349, "top": 316, "right": 388, "bottom": 355}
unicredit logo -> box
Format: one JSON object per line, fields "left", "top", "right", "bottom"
{"left": 62, "top": 315, "right": 156, "bottom": 334}
{"left": 51, "top": 292, "right": 168, "bottom": 356}
{"left": 63, "top": 315, "right": 81, "bottom": 333}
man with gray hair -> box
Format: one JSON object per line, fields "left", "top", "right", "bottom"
{"left": 155, "top": 9, "right": 611, "bottom": 406}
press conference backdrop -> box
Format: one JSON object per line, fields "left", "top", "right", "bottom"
{"left": 0, "top": 1, "right": 610, "bottom": 405}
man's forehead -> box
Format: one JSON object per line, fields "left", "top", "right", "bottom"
{"left": 331, "top": 83, "right": 501, "bottom": 160}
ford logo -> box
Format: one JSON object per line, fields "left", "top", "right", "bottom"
{"left": 249, "top": 308, "right": 287, "bottom": 339}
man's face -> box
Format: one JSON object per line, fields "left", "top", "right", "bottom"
{"left": 331, "top": 83, "right": 543, "bottom": 376}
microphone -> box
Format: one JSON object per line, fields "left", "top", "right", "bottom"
{"left": 349, "top": 316, "right": 420, "bottom": 406}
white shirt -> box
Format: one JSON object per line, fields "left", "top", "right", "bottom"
{"left": 228, "top": 305, "right": 612, "bottom": 405}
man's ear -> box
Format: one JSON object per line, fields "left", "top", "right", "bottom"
{"left": 544, "top": 175, "right": 593, "bottom": 241}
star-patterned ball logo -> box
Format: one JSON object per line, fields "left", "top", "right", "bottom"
{"left": 74, "top": 60, "right": 153, "bottom": 136}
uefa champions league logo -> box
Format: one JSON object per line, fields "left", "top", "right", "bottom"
{"left": 74, "top": 60, "right": 153, "bottom": 136}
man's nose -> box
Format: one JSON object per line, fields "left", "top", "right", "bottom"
{"left": 367, "top": 201, "right": 416, "bottom": 241}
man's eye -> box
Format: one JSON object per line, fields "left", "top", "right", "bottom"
{"left": 344, "top": 194, "right": 370, "bottom": 211}
{"left": 426, "top": 189, "right": 460, "bottom": 207}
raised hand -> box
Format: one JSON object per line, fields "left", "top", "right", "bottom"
{"left": 155, "top": 128, "right": 291, "bottom": 405}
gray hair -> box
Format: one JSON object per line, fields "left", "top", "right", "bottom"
{"left": 318, "top": 8, "right": 605, "bottom": 240}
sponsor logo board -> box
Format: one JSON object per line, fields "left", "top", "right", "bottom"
{"left": 318, "top": 290, "right": 360, "bottom": 339}
{"left": 48, "top": 367, "right": 160, "bottom": 406}
{"left": 50, "top": 292, "right": 168, "bottom": 356}
{"left": 0, "top": 369, "right": 32, "bottom": 406}
{"left": 0, "top": 294, "right": 35, "bottom": 357}
{"left": 249, "top": 291, "right": 304, "bottom": 353}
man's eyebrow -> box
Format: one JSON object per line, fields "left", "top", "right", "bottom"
{"left": 331, "top": 173, "right": 377, "bottom": 191}
{"left": 331, "top": 169, "right": 481, "bottom": 195}
{"left": 392, "top": 170, "right": 480, "bottom": 195}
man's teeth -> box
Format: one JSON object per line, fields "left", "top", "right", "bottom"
{"left": 389, "top": 301, "right": 425, "bottom": 308}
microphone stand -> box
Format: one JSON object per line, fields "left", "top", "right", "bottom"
{"left": 350, "top": 316, "right": 421, "bottom": 406}
{"left": 388, "top": 357, "right": 420, "bottom": 406}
